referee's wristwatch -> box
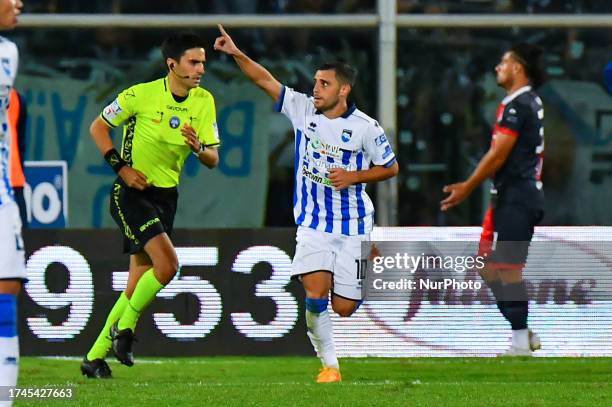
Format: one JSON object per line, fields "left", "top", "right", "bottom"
{"left": 192, "top": 144, "right": 206, "bottom": 157}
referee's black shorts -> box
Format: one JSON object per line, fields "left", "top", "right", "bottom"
{"left": 479, "top": 183, "right": 544, "bottom": 269}
{"left": 109, "top": 177, "right": 178, "bottom": 254}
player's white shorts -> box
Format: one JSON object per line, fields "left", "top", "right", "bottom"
{"left": 291, "top": 226, "right": 369, "bottom": 301}
{"left": 0, "top": 202, "right": 26, "bottom": 280}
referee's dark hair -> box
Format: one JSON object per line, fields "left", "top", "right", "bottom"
{"left": 317, "top": 61, "right": 358, "bottom": 87}
{"left": 510, "top": 43, "right": 547, "bottom": 89}
{"left": 162, "top": 32, "right": 205, "bottom": 66}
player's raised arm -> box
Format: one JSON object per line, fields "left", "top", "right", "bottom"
{"left": 214, "top": 24, "right": 282, "bottom": 101}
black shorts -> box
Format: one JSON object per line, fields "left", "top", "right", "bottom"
{"left": 109, "top": 178, "right": 178, "bottom": 254}
{"left": 479, "top": 184, "right": 544, "bottom": 269}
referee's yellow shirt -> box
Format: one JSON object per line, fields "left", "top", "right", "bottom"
{"left": 100, "top": 77, "right": 220, "bottom": 187}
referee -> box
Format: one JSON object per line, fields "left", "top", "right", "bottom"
{"left": 441, "top": 43, "right": 546, "bottom": 356}
{"left": 81, "top": 32, "right": 220, "bottom": 378}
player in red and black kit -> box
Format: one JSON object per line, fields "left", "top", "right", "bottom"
{"left": 441, "top": 43, "right": 546, "bottom": 356}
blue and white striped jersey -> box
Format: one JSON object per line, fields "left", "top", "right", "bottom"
{"left": 275, "top": 86, "right": 396, "bottom": 236}
{"left": 0, "top": 36, "right": 18, "bottom": 208}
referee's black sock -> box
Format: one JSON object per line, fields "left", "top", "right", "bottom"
{"left": 503, "top": 281, "right": 529, "bottom": 330}
{"left": 485, "top": 279, "right": 508, "bottom": 320}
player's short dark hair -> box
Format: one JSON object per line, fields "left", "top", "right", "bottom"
{"left": 161, "top": 31, "right": 205, "bottom": 64}
{"left": 509, "top": 43, "right": 547, "bottom": 88}
{"left": 316, "top": 61, "right": 358, "bottom": 87}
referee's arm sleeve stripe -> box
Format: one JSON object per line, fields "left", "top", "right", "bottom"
{"left": 204, "top": 142, "right": 220, "bottom": 148}
{"left": 100, "top": 114, "right": 117, "bottom": 129}
{"left": 273, "top": 86, "right": 286, "bottom": 113}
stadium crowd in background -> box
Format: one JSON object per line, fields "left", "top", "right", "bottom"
{"left": 21, "top": 0, "right": 612, "bottom": 14}
{"left": 8, "top": 1, "right": 612, "bottom": 229}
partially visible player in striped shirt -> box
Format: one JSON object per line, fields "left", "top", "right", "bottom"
{"left": 0, "top": 1, "right": 25, "bottom": 403}
{"left": 214, "top": 25, "right": 398, "bottom": 383}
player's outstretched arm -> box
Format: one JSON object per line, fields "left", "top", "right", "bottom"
{"left": 214, "top": 24, "right": 282, "bottom": 101}
{"left": 90, "top": 117, "right": 149, "bottom": 190}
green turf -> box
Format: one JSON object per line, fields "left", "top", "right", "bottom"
{"left": 15, "top": 357, "right": 612, "bottom": 406}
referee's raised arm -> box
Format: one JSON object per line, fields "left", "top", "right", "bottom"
{"left": 214, "top": 24, "right": 282, "bottom": 101}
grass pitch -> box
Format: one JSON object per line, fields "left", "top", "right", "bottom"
{"left": 16, "top": 357, "right": 612, "bottom": 406}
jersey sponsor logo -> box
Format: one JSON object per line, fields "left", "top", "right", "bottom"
{"left": 167, "top": 105, "right": 188, "bottom": 112}
{"left": 309, "top": 137, "right": 342, "bottom": 159}
{"left": 341, "top": 129, "right": 353, "bottom": 143}
{"left": 309, "top": 157, "right": 355, "bottom": 173}
{"left": 169, "top": 116, "right": 180, "bottom": 129}
{"left": 302, "top": 164, "right": 332, "bottom": 186}
{"left": 103, "top": 99, "right": 123, "bottom": 121}
{"left": 308, "top": 122, "right": 317, "bottom": 132}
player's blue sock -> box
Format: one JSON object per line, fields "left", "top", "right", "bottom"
{"left": 503, "top": 281, "right": 528, "bottom": 331}
{"left": 305, "top": 298, "right": 328, "bottom": 314}
{"left": 305, "top": 297, "right": 338, "bottom": 369}
{"left": 0, "top": 294, "right": 19, "bottom": 392}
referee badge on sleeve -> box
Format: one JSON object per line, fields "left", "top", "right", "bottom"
{"left": 103, "top": 99, "right": 123, "bottom": 121}
{"left": 213, "top": 122, "right": 220, "bottom": 142}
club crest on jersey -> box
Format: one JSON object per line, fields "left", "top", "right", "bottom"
{"left": 169, "top": 116, "right": 180, "bottom": 129}
{"left": 341, "top": 129, "right": 353, "bottom": 143}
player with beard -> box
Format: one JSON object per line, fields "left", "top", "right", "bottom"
{"left": 441, "top": 43, "right": 546, "bottom": 356}
{"left": 215, "top": 25, "right": 398, "bottom": 381}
